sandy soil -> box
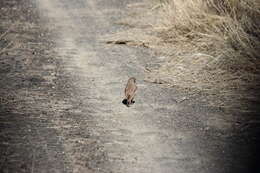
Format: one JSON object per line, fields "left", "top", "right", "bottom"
{"left": 0, "top": 0, "right": 259, "bottom": 173}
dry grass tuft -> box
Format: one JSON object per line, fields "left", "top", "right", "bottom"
{"left": 147, "top": 0, "right": 260, "bottom": 109}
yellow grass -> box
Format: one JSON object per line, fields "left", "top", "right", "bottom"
{"left": 104, "top": 0, "right": 259, "bottom": 110}
{"left": 148, "top": 0, "right": 260, "bottom": 109}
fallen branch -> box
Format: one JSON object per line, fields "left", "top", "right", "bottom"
{"left": 105, "top": 39, "right": 149, "bottom": 48}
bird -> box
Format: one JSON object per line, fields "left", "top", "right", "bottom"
{"left": 123, "top": 77, "right": 137, "bottom": 107}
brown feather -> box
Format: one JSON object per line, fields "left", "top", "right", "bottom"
{"left": 124, "top": 77, "right": 137, "bottom": 106}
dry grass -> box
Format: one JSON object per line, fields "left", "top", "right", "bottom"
{"left": 145, "top": 0, "right": 260, "bottom": 109}
{"left": 158, "top": 0, "right": 259, "bottom": 60}
{"left": 102, "top": 0, "right": 259, "bottom": 110}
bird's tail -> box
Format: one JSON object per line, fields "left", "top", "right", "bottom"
{"left": 126, "top": 95, "right": 131, "bottom": 105}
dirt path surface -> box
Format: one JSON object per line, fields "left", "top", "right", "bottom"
{"left": 0, "top": 0, "right": 258, "bottom": 173}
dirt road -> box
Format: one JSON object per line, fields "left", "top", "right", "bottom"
{"left": 0, "top": 0, "right": 258, "bottom": 172}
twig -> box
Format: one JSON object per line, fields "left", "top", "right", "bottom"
{"left": 0, "top": 37, "right": 21, "bottom": 55}
{"left": 0, "top": 24, "right": 14, "bottom": 40}
{"left": 0, "top": 41, "right": 13, "bottom": 55}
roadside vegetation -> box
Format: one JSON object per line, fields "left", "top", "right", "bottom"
{"left": 155, "top": 0, "right": 260, "bottom": 95}
{"left": 106, "top": 0, "right": 260, "bottom": 111}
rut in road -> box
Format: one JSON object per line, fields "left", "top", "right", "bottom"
{"left": 36, "top": 0, "right": 240, "bottom": 173}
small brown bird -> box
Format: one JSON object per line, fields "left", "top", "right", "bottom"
{"left": 123, "top": 77, "right": 137, "bottom": 107}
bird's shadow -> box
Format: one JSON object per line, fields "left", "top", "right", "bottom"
{"left": 122, "top": 99, "right": 135, "bottom": 106}
{"left": 122, "top": 99, "right": 128, "bottom": 105}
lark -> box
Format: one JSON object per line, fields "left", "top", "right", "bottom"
{"left": 123, "top": 77, "right": 137, "bottom": 107}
